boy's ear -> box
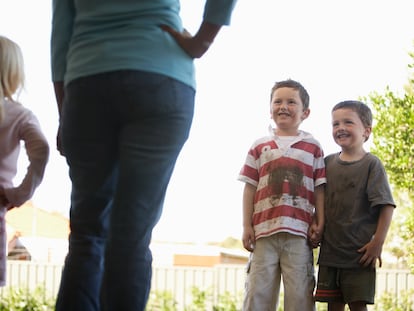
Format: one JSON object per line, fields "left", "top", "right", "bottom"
{"left": 364, "top": 126, "right": 372, "bottom": 141}
{"left": 301, "top": 108, "right": 310, "bottom": 120}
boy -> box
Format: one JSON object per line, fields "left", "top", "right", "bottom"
{"left": 238, "top": 79, "right": 326, "bottom": 311}
{"left": 315, "top": 100, "right": 395, "bottom": 311}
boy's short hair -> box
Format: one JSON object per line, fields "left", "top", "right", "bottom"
{"left": 270, "top": 79, "right": 310, "bottom": 110}
{"left": 332, "top": 100, "right": 372, "bottom": 128}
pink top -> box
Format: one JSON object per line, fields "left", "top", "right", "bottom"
{"left": 0, "top": 99, "right": 49, "bottom": 208}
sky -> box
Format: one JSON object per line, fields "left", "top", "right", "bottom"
{"left": 1, "top": 0, "right": 413, "bottom": 243}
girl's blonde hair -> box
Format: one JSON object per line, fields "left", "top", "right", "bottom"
{"left": 0, "top": 35, "right": 25, "bottom": 122}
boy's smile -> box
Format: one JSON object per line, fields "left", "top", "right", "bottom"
{"left": 335, "top": 131, "right": 351, "bottom": 140}
{"left": 277, "top": 109, "right": 290, "bottom": 117}
{"left": 331, "top": 108, "right": 371, "bottom": 152}
{"left": 270, "top": 87, "right": 310, "bottom": 136}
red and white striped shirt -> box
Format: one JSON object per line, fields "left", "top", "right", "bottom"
{"left": 238, "top": 130, "right": 326, "bottom": 240}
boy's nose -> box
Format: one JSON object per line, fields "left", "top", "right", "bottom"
{"left": 279, "top": 102, "right": 288, "bottom": 109}
{"left": 336, "top": 123, "right": 346, "bottom": 131}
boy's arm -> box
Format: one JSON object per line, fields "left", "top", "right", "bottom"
{"left": 242, "top": 183, "right": 256, "bottom": 252}
{"left": 358, "top": 204, "right": 394, "bottom": 268}
{"left": 314, "top": 184, "right": 325, "bottom": 230}
{"left": 308, "top": 184, "right": 325, "bottom": 247}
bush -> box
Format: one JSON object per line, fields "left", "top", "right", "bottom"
{"left": 373, "top": 289, "right": 414, "bottom": 311}
{"left": 146, "top": 290, "right": 178, "bottom": 311}
{"left": 0, "top": 286, "right": 55, "bottom": 311}
{"left": 213, "top": 291, "right": 240, "bottom": 311}
{"left": 109, "top": 286, "right": 414, "bottom": 310}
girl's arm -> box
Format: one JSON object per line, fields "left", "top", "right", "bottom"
{"left": 4, "top": 114, "right": 49, "bottom": 208}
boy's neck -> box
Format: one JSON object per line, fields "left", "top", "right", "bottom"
{"left": 275, "top": 128, "right": 300, "bottom": 136}
{"left": 339, "top": 148, "right": 367, "bottom": 162}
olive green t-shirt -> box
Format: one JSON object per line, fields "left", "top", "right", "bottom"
{"left": 318, "top": 152, "right": 395, "bottom": 268}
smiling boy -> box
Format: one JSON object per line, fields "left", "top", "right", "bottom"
{"left": 315, "top": 100, "right": 395, "bottom": 311}
{"left": 239, "top": 79, "right": 326, "bottom": 311}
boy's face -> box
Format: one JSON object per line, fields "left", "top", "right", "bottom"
{"left": 331, "top": 108, "right": 372, "bottom": 151}
{"left": 270, "top": 87, "right": 310, "bottom": 135}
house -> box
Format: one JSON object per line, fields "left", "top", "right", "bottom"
{"left": 5, "top": 202, "right": 248, "bottom": 267}
{"left": 150, "top": 241, "right": 249, "bottom": 267}
{"left": 5, "top": 201, "right": 69, "bottom": 263}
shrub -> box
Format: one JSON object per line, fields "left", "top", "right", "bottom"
{"left": 146, "top": 290, "right": 178, "bottom": 311}
{"left": 373, "top": 289, "right": 414, "bottom": 311}
{"left": 0, "top": 286, "right": 55, "bottom": 311}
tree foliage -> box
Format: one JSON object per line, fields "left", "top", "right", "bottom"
{"left": 363, "top": 43, "right": 414, "bottom": 271}
{"left": 367, "top": 89, "right": 414, "bottom": 192}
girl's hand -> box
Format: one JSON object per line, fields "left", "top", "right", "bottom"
{"left": 0, "top": 187, "right": 6, "bottom": 205}
{"left": 0, "top": 194, "right": 11, "bottom": 210}
{"left": 0, "top": 188, "right": 13, "bottom": 210}
{"left": 0, "top": 194, "right": 7, "bottom": 207}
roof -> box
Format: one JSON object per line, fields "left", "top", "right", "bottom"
{"left": 5, "top": 201, "right": 69, "bottom": 240}
{"left": 150, "top": 241, "right": 249, "bottom": 267}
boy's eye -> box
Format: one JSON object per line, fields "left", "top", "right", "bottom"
{"left": 273, "top": 100, "right": 297, "bottom": 105}
{"left": 332, "top": 120, "right": 355, "bottom": 127}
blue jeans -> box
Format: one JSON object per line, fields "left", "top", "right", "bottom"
{"left": 55, "top": 70, "right": 195, "bottom": 311}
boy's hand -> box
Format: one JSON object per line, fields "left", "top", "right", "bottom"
{"left": 242, "top": 226, "right": 255, "bottom": 252}
{"left": 308, "top": 222, "right": 322, "bottom": 248}
{"left": 358, "top": 239, "right": 383, "bottom": 268}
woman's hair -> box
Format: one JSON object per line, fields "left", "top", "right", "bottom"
{"left": 0, "top": 35, "right": 25, "bottom": 122}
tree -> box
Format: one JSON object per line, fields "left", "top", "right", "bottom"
{"left": 363, "top": 44, "right": 414, "bottom": 271}
{"left": 366, "top": 89, "right": 414, "bottom": 191}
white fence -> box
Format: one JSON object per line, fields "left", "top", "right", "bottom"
{"left": 0, "top": 260, "right": 413, "bottom": 309}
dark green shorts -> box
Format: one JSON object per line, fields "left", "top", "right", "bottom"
{"left": 315, "top": 266, "right": 376, "bottom": 304}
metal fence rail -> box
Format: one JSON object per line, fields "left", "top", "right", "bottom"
{"left": 0, "top": 261, "right": 412, "bottom": 309}
{"left": 1, "top": 260, "right": 62, "bottom": 297}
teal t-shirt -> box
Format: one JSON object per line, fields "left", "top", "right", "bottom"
{"left": 51, "top": 0, "right": 236, "bottom": 90}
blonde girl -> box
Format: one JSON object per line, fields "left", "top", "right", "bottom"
{"left": 0, "top": 35, "right": 49, "bottom": 286}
